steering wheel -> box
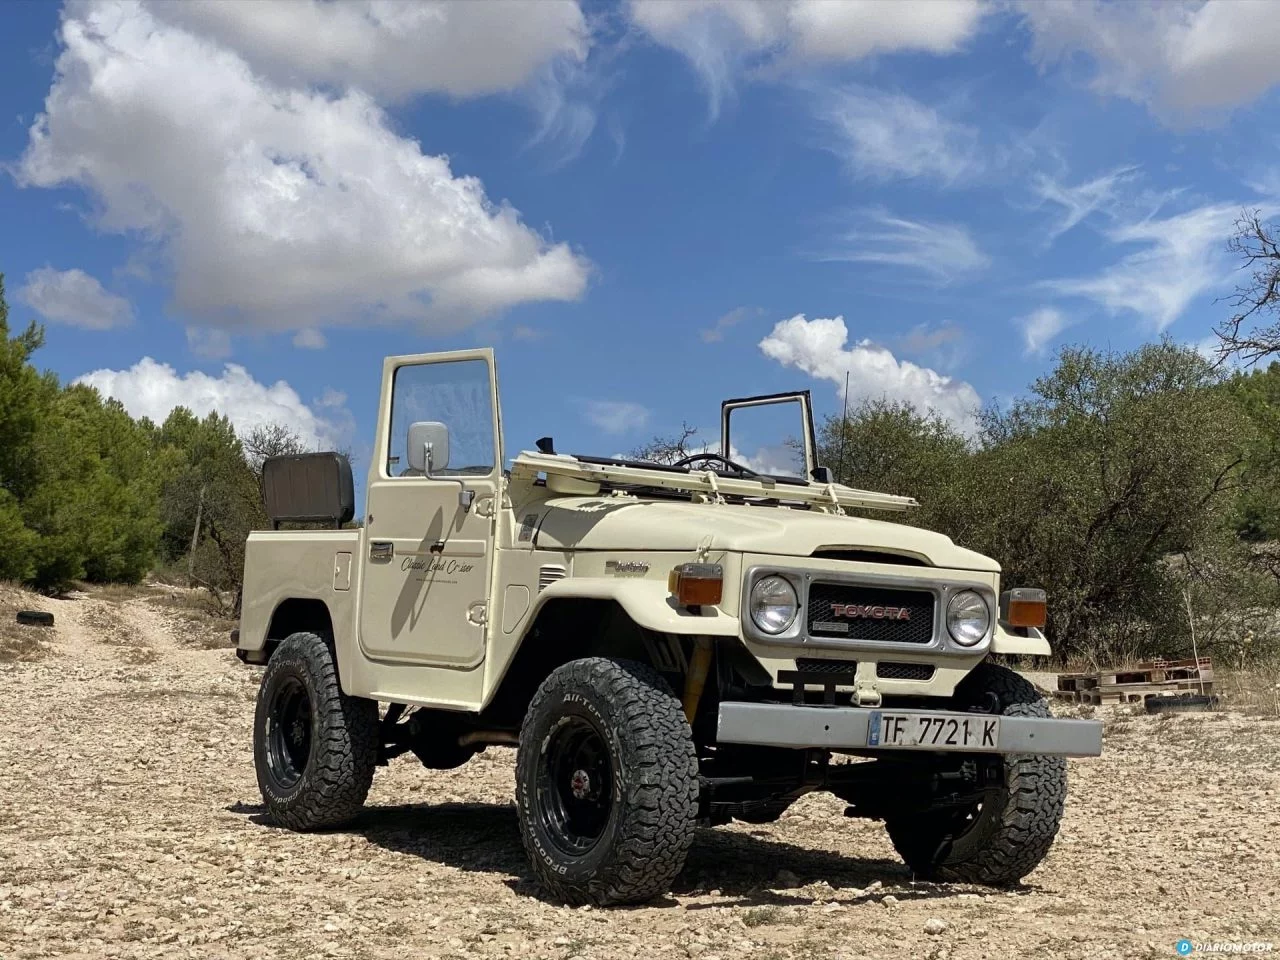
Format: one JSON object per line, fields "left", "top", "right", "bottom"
{"left": 672, "top": 452, "right": 759, "bottom": 478}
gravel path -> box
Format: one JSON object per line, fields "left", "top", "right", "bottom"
{"left": 1, "top": 589, "right": 1278, "bottom": 960}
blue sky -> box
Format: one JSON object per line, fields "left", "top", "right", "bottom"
{"left": 3, "top": 1, "right": 1280, "bottom": 495}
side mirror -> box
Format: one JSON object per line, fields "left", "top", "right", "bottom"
{"left": 406, "top": 420, "right": 473, "bottom": 512}
{"left": 407, "top": 421, "right": 450, "bottom": 473}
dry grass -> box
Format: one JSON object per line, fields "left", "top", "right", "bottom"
{"left": 0, "top": 623, "right": 51, "bottom": 663}
{"left": 80, "top": 605, "right": 139, "bottom": 646}
{"left": 0, "top": 583, "right": 54, "bottom": 663}
{"left": 1218, "top": 664, "right": 1280, "bottom": 717}
{"left": 152, "top": 589, "right": 237, "bottom": 649}
{"left": 89, "top": 582, "right": 166, "bottom": 603}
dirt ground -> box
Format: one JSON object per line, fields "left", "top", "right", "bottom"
{"left": 2, "top": 587, "right": 1278, "bottom": 960}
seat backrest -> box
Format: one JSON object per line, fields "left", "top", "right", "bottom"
{"left": 261, "top": 452, "right": 355, "bottom": 528}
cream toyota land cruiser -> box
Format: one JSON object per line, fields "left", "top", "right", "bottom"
{"left": 236, "top": 348, "right": 1101, "bottom": 906}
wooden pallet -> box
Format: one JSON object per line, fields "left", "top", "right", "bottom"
{"left": 1082, "top": 679, "right": 1214, "bottom": 705}
{"left": 1057, "top": 657, "right": 1214, "bottom": 704}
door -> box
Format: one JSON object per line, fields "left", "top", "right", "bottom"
{"left": 359, "top": 350, "right": 501, "bottom": 667}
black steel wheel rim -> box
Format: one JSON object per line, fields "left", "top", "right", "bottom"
{"left": 266, "top": 675, "right": 312, "bottom": 790}
{"left": 536, "top": 714, "right": 615, "bottom": 857}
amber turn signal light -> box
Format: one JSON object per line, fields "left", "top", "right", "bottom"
{"left": 1000, "top": 588, "right": 1047, "bottom": 628}
{"left": 669, "top": 563, "right": 723, "bottom": 606}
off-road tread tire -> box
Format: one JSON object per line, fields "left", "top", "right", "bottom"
{"left": 254, "top": 632, "right": 379, "bottom": 831}
{"left": 16, "top": 610, "right": 54, "bottom": 627}
{"left": 516, "top": 657, "right": 699, "bottom": 906}
{"left": 885, "top": 662, "right": 1067, "bottom": 887}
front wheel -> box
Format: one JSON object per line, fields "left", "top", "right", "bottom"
{"left": 515, "top": 658, "right": 699, "bottom": 905}
{"left": 253, "top": 632, "right": 379, "bottom": 830}
{"left": 884, "top": 663, "right": 1067, "bottom": 886}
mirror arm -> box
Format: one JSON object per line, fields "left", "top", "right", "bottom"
{"left": 424, "top": 442, "right": 475, "bottom": 512}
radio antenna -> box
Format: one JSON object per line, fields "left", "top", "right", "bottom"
{"left": 837, "top": 370, "right": 851, "bottom": 482}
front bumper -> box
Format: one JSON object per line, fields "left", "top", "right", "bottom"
{"left": 717, "top": 702, "right": 1103, "bottom": 757}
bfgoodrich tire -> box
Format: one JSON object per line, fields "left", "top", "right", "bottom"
{"left": 516, "top": 658, "right": 699, "bottom": 906}
{"left": 253, "top": 632, "right": 379, "bottom": 831}
{"left": 884, "top": 663, "right": 1067, "bottom": 886}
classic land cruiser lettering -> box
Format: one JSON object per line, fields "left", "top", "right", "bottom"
{"left": 236, "top": 348, "right": 1102, "bottom": 908}
{"left": 401, "top": 556, "right": 476, "bottom": 575}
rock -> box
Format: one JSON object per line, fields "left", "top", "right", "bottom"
{"left": 773, "top": 869, "right": 801, "bottom": 889}
{"left": 924, "top": 918, "right": 948, "bottom": 936}
{"left": 881, "top": 895, "right": 899, "bottom": 907}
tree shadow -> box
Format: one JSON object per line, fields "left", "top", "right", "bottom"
{"left": 226, "top": 800, "right": 1020, "bottom": 907}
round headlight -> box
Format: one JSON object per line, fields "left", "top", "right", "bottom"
{"left": 946, "top": 590, "right": 990, "bottom": 646}
{"left": 750, "top": 576, "right": 798, "bottom": 635}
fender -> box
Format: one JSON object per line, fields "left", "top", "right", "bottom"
{"left": 521, "top": 576, "right": 742, "bottom": 639}
{"left": 990, "top": 624, "right": 1052, "bottom": 656}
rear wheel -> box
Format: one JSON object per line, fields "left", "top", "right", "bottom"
{"left": 884, "top": 663, "right": 1066, "bottom": 886}
{"left": 515, "top": 658, "right": 699, "bottom": 905}
{"left": 254, "top": 632, "right": 379, "bottom": 830}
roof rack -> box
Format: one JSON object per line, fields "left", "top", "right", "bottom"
{"left": 509, "top": 451, "right": 918, "bottom": 513}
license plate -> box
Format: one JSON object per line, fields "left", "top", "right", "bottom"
{"left": 867, "top": 711, "right": 1000, "bottom": 751}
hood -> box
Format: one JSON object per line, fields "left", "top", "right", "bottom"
{"left": 532, "top": 497, "right": 999, "bottom": 572}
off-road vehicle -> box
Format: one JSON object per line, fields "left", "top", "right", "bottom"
{"left": 236, "top": 348, "right": 1101, "bottom": 905}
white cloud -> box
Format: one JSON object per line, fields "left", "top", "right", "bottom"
{"left": 1043, "top": 203, "right": 1241, "bottom": 330}
{"left": 790, "top": 0, "right": 984, "bottom": 59}
{"left": 759, "top": 314, "right": 982, "bottom": 434}
{"left": 1016, "top": 307, "right": 1073, "bottom": 357}
{"left": 1032, "top": 165, "right": 1138, "bottom": 242}
{"left": 18, "top": 2, "right": 590, "bottom": 332}
{"left": 825, "top": 211, "right": 990, "bottom": 283}
{"left": 700, "top": 305, "right": 760, "bottom": 343}
{"left": 186, "top": 326, "right": 233, "bottom": 361}
{"left": 898, "top": 322, "right": 964, "bottom": 355}
{"left": 16, "top": 267, "right": 133, "bottom": 330}
{"left": 630, "top": 0, "right": 985, "bottom": 116}
{"left": 75, "top": 357, "right": 349, "bottom": 450}
{"left": 819, "top": 86, "right": 983, "bottom": 185}
{"left": 585, "top": 400, "right": 650, "bottom": 435}
{"left": 1020, "top": 0, "right": 1280, "bottom": 120}
{"left": 292, "top": 329, "right": 327, "bottom": 350}
{"left": 150, "top": 0, "right": 588, "bottom": 101}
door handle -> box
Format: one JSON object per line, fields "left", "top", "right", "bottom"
{"left": 370, "top": 541, "right": 394, "bottom": 561}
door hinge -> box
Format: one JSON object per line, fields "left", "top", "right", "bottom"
{"left": 467, "top": 602, "right": 488, "bottom": 626}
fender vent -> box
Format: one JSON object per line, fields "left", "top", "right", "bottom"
{"left": 538, "top": 565, "right": 567, "bottom": 591}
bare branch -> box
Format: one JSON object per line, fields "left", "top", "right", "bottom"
{"left": 1215, "top": 210, "right": 1280, "bottom": 365}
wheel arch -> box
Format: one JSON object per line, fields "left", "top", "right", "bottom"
{"left": 256, "top": 597, "right": 336, "bottom": 663}
{"left": 483, "top": 595, "right": 688, "bottom": 728}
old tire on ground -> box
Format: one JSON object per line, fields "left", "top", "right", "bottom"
{"left": 884, "top": 662, "right": 1066, "bottom": 886}
{"left": 16, "top": 610, "right": 54, "bottom": 627}
{"left": 516, "top": 657, "right": 699, "bottom": 906}
{"left": 253, "top": 632, "right": 379, "bottom": 831}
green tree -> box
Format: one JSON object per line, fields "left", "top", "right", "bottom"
{"left": 966, "top": 341, "right": 1249, "bottom": 661}
{"left": 816, "top": 398, "right": 971, "bottom": 531}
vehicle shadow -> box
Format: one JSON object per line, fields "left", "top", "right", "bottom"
{"left": 226, "top": 800, "right": 1002, "bottom": 907}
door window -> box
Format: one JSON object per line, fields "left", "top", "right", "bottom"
{"left": 387, "top": 359, "right": 495, "bottom": 478}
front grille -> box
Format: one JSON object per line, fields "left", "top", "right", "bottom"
{"left": 877, "top": 662, "right": 936, "bottom": 681}
{"left": 807, "top": 583, "right": 935, "bottom": 644}
{"left": 795, "top": 657, "right": 858, "bottom": 676}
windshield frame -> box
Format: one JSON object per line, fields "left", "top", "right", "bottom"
{"left": 719, "top": 390, "right": 818, "bottom": 480}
